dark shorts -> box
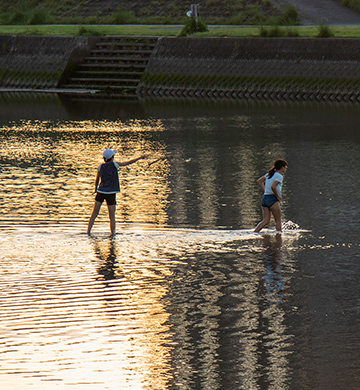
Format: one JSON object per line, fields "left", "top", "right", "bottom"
{"left": 95, "top": 192, "right": 116, "bottom": 206}
{"left": 261, "top": 194, "right": 278, "bottom": 209}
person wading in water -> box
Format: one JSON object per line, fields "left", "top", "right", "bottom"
{"left": 87, "top": 148, "right": 148, "bottom": 235}
{"left": 254, "top": 159, "right": 288, "bottom": 233}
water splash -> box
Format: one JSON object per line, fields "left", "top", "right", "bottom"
{"left": 282, "top": 220, "right": 302, "bottom": 231}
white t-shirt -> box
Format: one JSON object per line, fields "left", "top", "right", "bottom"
{"left": 264, "top": 171, "right": 283, "bottom": 197}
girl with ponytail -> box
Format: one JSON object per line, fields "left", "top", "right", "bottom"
{"left": 254, "top": 159, "right": 288, "bottom": 233}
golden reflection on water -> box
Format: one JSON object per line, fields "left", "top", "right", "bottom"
{"left": 0, "top": 117, "right": 302, "bottom": 389}
{"left": 0, "top": 232, "right": 175, "bottom": 390}
{"left": 0, "top": 224, "right": 302, "bottom": 389}
{"left": 0, "top": 119, "right": 170, "bottom": 229}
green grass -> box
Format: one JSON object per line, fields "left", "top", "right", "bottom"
{"left": 0, "top": 24, "right": 183, "bottom": 36}
{"left": 1, "top": 24, "right": 360, "bottom": 37}
{"left": 197, "top": 25, "right": 360, "bottom": 38}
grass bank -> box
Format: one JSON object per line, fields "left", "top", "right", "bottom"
{"left": 0, "top": 0, "right": 296, "bottom": 25}
{"left": 1, "top": 24, "right": 360, "bottom": 37}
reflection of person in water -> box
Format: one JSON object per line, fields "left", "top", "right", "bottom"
{"left": 93, "top": 237, "right": 118, "bottom": 281}
{"left": 254, "top": 159, "right": 288, "bottom": 233}
{"left": 262, "top": 234, "right": 284, "bottom": 302}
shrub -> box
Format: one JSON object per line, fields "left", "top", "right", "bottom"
{"left": 0, "top": 12, "right": 10, "bottom": 24}
{"left": 77, "top": 26, "right": 102, "bottom": 36}
{"left": 339, "top": 0, "right": 360, "bottom": 13}
{"left": 286, "top": 28, "right": 299, "bottom": 37}
{"left": 245, "top": 4, "right": 266, "bottom": 24}
{"left": 178, "top": 17, "right": 208, "bottom": 37}
{"left": 229, "top": 12, "right": 245, "bottom": 25}
{"left": 29, "top": 8, "right": 51, "bottom": 25}
{"left": 9, "top": 10, "right": 29, "bottom": 25}
{"left": 317, "top": 23, "right": 334, "bottom": 37}
{"left": 259, "top": 25, "right": 299, "bottom": 37}
{"left": 110, "top": 9, "right": 138, "bottom": 24}
{"left": 277, "top": 5, "right": 300, "bottom": 25}
{"left": 259, "top": 25, "right": 281, "bottom": 37}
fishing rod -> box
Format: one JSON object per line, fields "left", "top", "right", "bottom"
{"left": 144, "top": 157, "right": 167, "bottom": 171}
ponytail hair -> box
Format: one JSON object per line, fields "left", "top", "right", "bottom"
{"left": 268, "top": 159, "right": 288, "bottom": 179}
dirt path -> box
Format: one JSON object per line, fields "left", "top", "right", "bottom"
{"left": 274, "top": 0, "right": 360, "bottom": 25}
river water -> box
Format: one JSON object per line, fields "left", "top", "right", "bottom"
{"left": 0, "top": 94, "right": 359, "bottom": 390}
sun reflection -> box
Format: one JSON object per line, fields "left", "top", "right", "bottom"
{"left": 0, "top": 232, "right": 177, "bottom": 389}
{"left": 90, "top": 236, "right": 175, "bottom": 389}
{"left": 0, "top": 114, "right": 306, "bottom": 390}
{"left": 0, "top": 119, "right": 170, "bottom": 230}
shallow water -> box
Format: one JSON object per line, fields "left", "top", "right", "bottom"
{"left": 0, "top": 96, "right": 359, "bottom": 389}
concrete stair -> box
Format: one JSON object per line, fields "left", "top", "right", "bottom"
{"left": 60, "top": 36, "right": 158, "bottom": 99}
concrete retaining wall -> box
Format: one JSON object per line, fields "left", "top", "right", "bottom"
{"left": 138, "top": 37, "right": 360, "bottom": 102}
{"left": 0, "top": 35, "right": 99, "bottom": 89}
{"left": 1, "top": 35, "right": 360, "bottom": 102}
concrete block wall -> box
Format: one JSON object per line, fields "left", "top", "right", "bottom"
{"left": 1, "top": 35, "right": 360, "bottom": 102}
{"left": 0, "top": 35, "right": 99, "bottom": 89}
{"left": 138, "top": 37, "right": 360, "bottom": 102}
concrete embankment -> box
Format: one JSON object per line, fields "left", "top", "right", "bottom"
{"left": 0, "top": 35, "right": 99, "bottom": 90}
{"left": 139, "top": 37, "right": 360, "bottom": 103}
{"left": 1, "top": 35, "right": 360, "bottom": 102}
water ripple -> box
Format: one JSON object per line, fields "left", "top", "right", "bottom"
{"left": 0, "top": 226, "right": 304, "bottom": 389}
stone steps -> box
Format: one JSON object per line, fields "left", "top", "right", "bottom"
{"left": 76, "top": 70, "right": 144, "bottom": 77}
{"left": 60, "top": 35, "right": 158, "bottom": 99}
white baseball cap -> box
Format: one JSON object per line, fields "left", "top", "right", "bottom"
{"left": 103, "top": 148, "right": 116, "bottom": 160}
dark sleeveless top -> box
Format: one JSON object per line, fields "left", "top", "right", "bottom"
{"left": 97, "top": 161, "right": 120, "bottom": 194}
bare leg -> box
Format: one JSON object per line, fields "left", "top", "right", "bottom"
{"left": 270, "top": 202, "right": 282, "bottom": 231}
{"left": 87, "top": 201, "right": 102, "bottom": 235}
{"left": 254, "top": 206, "right": 271, "bottom": 233}
{"left": 107, "top": 204, "right": 116, "bottom": 235}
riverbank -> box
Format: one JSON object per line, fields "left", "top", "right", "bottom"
{"left": 1, "top": 34, "right": 360, "bottom": 103}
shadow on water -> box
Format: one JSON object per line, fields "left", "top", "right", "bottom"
{"left": 3, "top": 91, "right": 360, "bottom": 125}
{"left": 0, "top": 93, "right": 147, "bottom": 122}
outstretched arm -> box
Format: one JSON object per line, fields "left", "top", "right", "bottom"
{"left": 117, "top": 154, "right": 149, "bottom": 167}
